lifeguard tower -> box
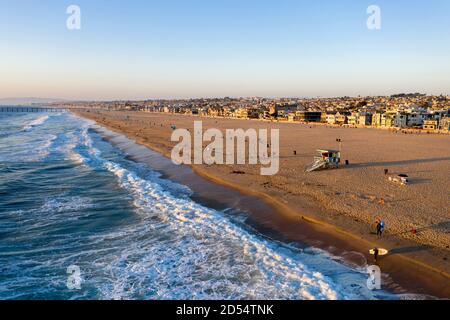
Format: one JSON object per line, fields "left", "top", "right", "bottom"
{"left": 306, "top": 149, "right": 341, "bottom": 172}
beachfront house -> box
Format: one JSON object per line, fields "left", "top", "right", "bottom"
{"left": 406, "top": 112, "right": 426, "bottom": 127}
{"left": 248, "top": 108, "right": 265, "bottom": 119}
{"left": 358, "top": 112, "right": 373, "bottom": 126}
{"left": 430, "top": 109, "right": 450, "bottom": 127}
{"left": 335, "top": 111, "right": 351, "bottom": 125}
{"left": 199, "top": 108, "right": 209, "bottom": 117}
{"left": 180, "top": 107, "right": 192, "bottom": 115}
{"left": 207, "top": 108, "right": 219, "bottom": 117}
{"left": 371, "top": 112, "right": 383, "bottom": 127}
{"left": 287, "top": 113, "right": 296, "bottom": 122}
{"left": 346, "top": 112, "right": 373, "bottom": 127}
{"left": 347, "top": 112, "right": 359, "bottom": 126}
{"left": 394, "top": 113, "right": 408, "bottom": 128}
{"left": 326, "top": 111, "right": 350, "bottom": 125}
{"left": 217, "top": 107, "right": 231, "bottom": 118}
{"left": 233, "top": 108, "right": 249, "bottom": 119}
{"left": 439, "top": 116, "right": 450, "bottom": 131}
{"left": 275, "top": 103, "right": 298, "bottom": 120}
{"left": 423, "top": 119, "right": 438, "bottom": 130}
{"left": 294, "top": 111, "right": 323, "bottom": 123}
{"left": 381, "top": 112, "right": 396, "bottom": 128}
{"left": 326, "top": 112, "right": 338, "bottom": 125}
{"left": 191, "top": 107, "right": 200, "bottom": 115}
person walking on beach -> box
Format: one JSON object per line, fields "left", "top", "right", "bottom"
{"left": 376, "top": 220, "right": 385, "bottom": 237}
{"left": 373, "top": 247, "right": 380, "bottom": 263}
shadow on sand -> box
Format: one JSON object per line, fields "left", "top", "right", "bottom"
{"left": 389, "top": 245, "right": 432, "bottom": 255}
{"left": 344, "top": 157, "right": 450, "bottom": 169}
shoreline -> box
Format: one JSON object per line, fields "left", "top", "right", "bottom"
{"left": 75, "top": 110, "right": 450, "bottom": 298}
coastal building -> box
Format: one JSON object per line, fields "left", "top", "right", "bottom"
{"left": 371, "top": 113, "right": 383, "bottom": 127}
{"left": 233, "top": 108, "right": 249, "bottom": 119}
{"left": 275, "top": 103, "right": 298, "bottom": 119}
{"left": 406, "top": 113, "right": 426, "bottom": 127}
{"left": 326, "top": 112, "right": 338, "bottom": 125}
{"left": 438, "top": 116, "right": 450, "bottom": 131}
{"left": 423, "top": 119, "right": 438, "bottom": 130}
{"left": 335, "top": 112, "right": 350, "bottom": 125}
{"left": 287, "top": 113, "right": 296, "bottom": 122}
{"left": 394, "top": 113, "right": 408, "bottom": 128}
{"left": 346, "top": 112, "right": 373, "bottom": 126}
{"left": 431, "top": 109, "right": 450, "bottom": 123}
{"left": 248, "top": 109, "right": 264, "bottom": 119}
{"left": 347, "top": 112, "right": 359, "bottom": 126}
{"left": 295, "top": 111, "right": 322, "bottom": 123}
{"left": 207, "top": 108, "right": 219, "bottom": 117}
{"left": 326, "top": 111, "right": 350, "bottom": 125}
{"left": 381, "top": 112, "right": 396, "bottom": 128}
{"left": 191, "top": 107, "right": 200, "bottom": 115}
{"left": 217, "top": 107, "right": 229, "bottom": 117}
{"left": 358, "top": 112, "right": 373, "bottom": 126}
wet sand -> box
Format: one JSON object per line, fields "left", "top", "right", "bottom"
{"left": 76, "top": 110, "right": 450, "bottom": 298}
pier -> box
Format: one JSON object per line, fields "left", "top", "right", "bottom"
{"left": 0, "top": 106, "right": 67, "bottom": 113}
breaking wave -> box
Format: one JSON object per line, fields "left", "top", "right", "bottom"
{"left": 22, "top": 115, "right": 50, "bottom": 131}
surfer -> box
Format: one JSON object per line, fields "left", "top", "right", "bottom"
{"left": 373, "top": 247, "right": 379, "bottom": 263}
{"left": 376, "top": 220, "right": 385, "bottom": 237}
{"left": 370, "top": 247, "right": 388, "bottom": 262}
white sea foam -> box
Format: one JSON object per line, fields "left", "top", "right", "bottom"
{"left": 0, "top": 114, "right": 59, "bottom": 162}
{"left": 40, "top": 196, "right": 95, "bottom": 214}
{"left": 22, "top": 115, "right": 50, "bottom": 131}
{"left": 37, "top": 134, "right": 57, "bottom": 159}
{"left": 4, "top": 195, "right": 96, "bottom": 227}
{"left": 0, "top": 133, "right": 57, "bottom": 163}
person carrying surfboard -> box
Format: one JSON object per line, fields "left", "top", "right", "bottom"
{"left": 370, "top": 248, "right": 388, "bottom": 262}
{"left": 373, "top": 248, "right": 379, "bottom": 262}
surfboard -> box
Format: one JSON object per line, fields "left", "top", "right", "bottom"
{"left": 369, "top": 248, "right": 389, "bottom": 256}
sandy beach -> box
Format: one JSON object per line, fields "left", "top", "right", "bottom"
{"left": 75, "top": 110, "right": 450, "bottom": 296}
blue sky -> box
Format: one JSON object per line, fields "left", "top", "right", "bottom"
{"left": 1, "top": 0, "right": 449, "bottom": 100}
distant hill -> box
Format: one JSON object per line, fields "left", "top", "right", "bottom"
{"left": 390, "top": 93, "right": 426, "bottom": 98}
{"left": 0, "top": 97, "right": 69, "bottom": 106}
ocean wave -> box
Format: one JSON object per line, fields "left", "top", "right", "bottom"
{"left": 38, "top": 134, "right": 58, "bottom": 158}
{"left": 1, "top": 195, "right": 96, "bottom": 231}
{"left": 40, "top": 196, "right": 96, "bottom": 214}
{"left": 0, "top": 134, "right": 57, "bottom": 163}
{"left": 22, "top": 115, "right": 50, "bottom": 131}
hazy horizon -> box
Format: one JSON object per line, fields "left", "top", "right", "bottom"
{"left": 1, "top": 91, "right": 446, "bottom": 104}
{"left": 1, "top": 0, "right": 450, "bottom": 100}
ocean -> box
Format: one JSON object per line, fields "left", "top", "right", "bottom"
{"left": 0, "top": 111, "right": 415, "bottom": 300}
